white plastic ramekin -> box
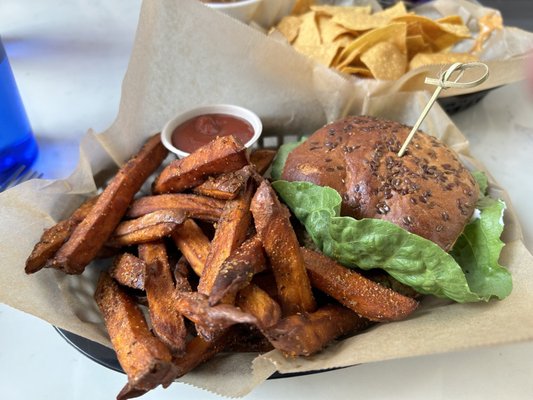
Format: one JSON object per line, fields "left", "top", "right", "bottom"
{"left": 161, "top": 104, "right": 263, "bottom": 158}
{"left": 204, "top": 0, "right": 263, "bottom": 24}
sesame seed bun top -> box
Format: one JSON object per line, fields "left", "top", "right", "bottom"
{"left": 281, "top": 116, "right": 479, "bottom": 251}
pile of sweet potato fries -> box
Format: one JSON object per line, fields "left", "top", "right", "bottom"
{"left": 25, "top": 134, "right": 418, "bottom": 399}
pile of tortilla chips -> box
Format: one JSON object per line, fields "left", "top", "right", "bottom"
{"left": 273, "top": 1, "right": 478, "bottom": 80}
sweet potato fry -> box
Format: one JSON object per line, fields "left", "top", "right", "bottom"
{"left": 250, "top": 181, "right": 316, "bottom": 315}
{"left": 175, "top": 292, "right": 257, "bottom": 341}
{"left": 174, "top": 256, "right": 190, "bottom": 278}
{"left": 301, "top": 248, "right": 419, "bottom": 322}
{"left": 173, "top": 256, "right": 194, "bottom": 293}
{"left": 94, "top": 272, "right": 175, "bottom": 394}
{"left": 25, "top": 195, "right": 99, "bottom": 274}
{"left": 249, "top": 149, "right": 276, "bottom": 175}
{"left": 109, "top": 253, "right": 147, "bottom": 290}
{"left": 96, "top": 245, "right": 122, "bottom": 259}
{"left": 153, "top": 135, "right": 249, "bottom": 194}
{"left": 208, "top": 236, "right": 267, "bottom": 306}
{"left": 108, "top": 210, "right": 187, "bottom": 247}
{"left": 251, "top": 272, "right": 280, "bottom": 302}
{"left": 363, "top": 269, "right": 421, "bottom": 299}
{"left": 171, "top": 219, "right": 211, "bottom": 277}
{"left": 265, "top": 304, "right": 371, "bottom": 357}
{"left": 48, "top": 134, "right": 168, "bottom": 274}
{"left": 237, "top": 284, "right": 281, "bottom": 330}
{"left": 139, "top": 242, "right": 187, "bottom": 354}
{"left": 169, "top": 329, "right": 267, "bottom": 385}
{"left": 127, "top": 194, "right": 225, "bottom": 222}
{"left": 223, "top": 325, "right": 274, "bottom": 353}
{"left": 171, "top": 333, "right": 233, "bottom": 380}
{"left": 197, "top": 182, "right": 254, "bottom": 299}
{"left": 173, "top": 222, "right": 280, "bottom": 333}
{"left": 117, "top": 384, "right": 149, "bottom": 400}
{"left": 192, "top": 166, "right": 253, "bottom": 200}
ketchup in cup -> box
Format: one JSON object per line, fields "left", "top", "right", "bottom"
{"left": 161, "top": 104, "right": 262, "bottom": 158}
{"left": 171, "top": 114, "right": 254, "bottom": 154}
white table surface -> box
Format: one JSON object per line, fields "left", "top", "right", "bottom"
{"left": 2, "top": 1, "right": 533, "bottom": 399}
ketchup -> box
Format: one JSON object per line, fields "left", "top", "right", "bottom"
{"left": 171, "top": 113, "right": 254, "bottom": 153}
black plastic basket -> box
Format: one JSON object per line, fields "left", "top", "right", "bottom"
{"left": 437, "top": 87, "right": 496, "bottom": 115}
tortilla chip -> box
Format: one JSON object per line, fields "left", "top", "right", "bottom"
{"left": 339, "top": 65, "right": 373, "bottom": 78}
{"left": 332, "top": 2, "right": 407, "bottom": 32}
{"left": 406, "top": 34, "right": 431, "bottom": 59}
{"left": 360, "top": 41, "right": 407, "bottom": 80}
{"left": 310, "top": 5, "right": 371, "bottom": 18}
{"left": 296, "top": 43, "right": 342, "bottom": 67}
{"left": 271, "top": 2, "right": 475, "bottom": 82}
{"left": 394, "top": 15, "right": 471, "bottom": 51}
{"left": 330, "top": 33, "right": 357, "bottom": 67}
{"left": 277, "top": 16, "right": 302, "bottom": 44}
{"left": 317, "top": 14, "right": 349, "bottom": 44}
{"left": 438, "top": 21, "right": 472, "bottom": 38}
{"left": 337, "top": 22, "right": 407, "bottom": 69}
{"left": 293, "top": 11, "right": 322, "bottom": 49}
{"left": 409, "top": 52, "right": 478, "bottom": 70}
{"left": 333, "top": 32, "right": 357, "bottom": 46}
{"left": 374, "top": 1, "right": 408, "bottom": 19}
{"left": 436, "top": 15, "right": 465, "bottom": 25}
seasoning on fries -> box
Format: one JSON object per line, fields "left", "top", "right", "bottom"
{"left": 249, "top": 149, "right": 277, "bottom": 175}
{"left": 108, "top": 209, "right": 187, "bottom": 247}
{"left": 109, "top": 253, "right": 147, "bottom": 290}
{"left": 192, "top": 165, "right": 254, "bottom": 200}
{"left": 251, "top": 180, "right": 316, "bottom": 316}
{"left": 197, "top": 181, "right": 254, "bottom": 299}
{"left": 301, "top": 247, "right": 418, "bottom": 322}
{"left": 139, "top": 241, "right": 188, "bottom": 354}
{"left": 25, "top": 194, "right": 99, "bottom": 274}
{"left": 264, "top": 304, "right": 371, "bottom": 357}
{"left": 237, "top": 283, "right": 281, "bottom": 330}
{"left": 171, "top": 219, "right": 211, "bottom": 276}
{"left": 26, "top": 131, "right": 435, "bottom": 399}
{"left": 209, "top": 235, "right": 266, "bottom": 306}
{"left": 127, "top": 193, "right": 226, "bottom": 222}
{"left": 153, "top": 135, "right": 248, "bottom": 194}
{"left": 94, "top": 272, "right": 176, "bottom": 397}
{"left": 47, "top": 134, "right": 168, "bottom": 274}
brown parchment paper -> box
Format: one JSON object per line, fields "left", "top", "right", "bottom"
{"left": 1, "top": 0, "right": 533, "bottom": 397}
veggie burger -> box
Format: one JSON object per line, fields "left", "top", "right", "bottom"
{"left": 272, "top": 116, "right": 512, "bottom": 303}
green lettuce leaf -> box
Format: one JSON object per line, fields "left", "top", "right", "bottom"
{"left": 472, "top": 171, "right": 488, "bottom": 195}
{"left": 450, "top": 171, "right": 511, "bottom": 300}
{"left": 270, "top": 137, "right": 307, "bottom": 181}
{"left": 272, "top": 180, "right": 511, "bottom": 303}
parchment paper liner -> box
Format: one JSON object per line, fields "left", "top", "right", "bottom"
{"left": 1, "top": 0, "right": 532, "bottom": 397}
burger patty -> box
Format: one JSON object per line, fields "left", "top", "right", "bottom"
{"left": 281, "top": 115, "right": 479, "bottom": 251}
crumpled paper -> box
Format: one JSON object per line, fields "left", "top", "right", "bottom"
{"left": 1, "top": 0, "right": 533, "bottom": 397}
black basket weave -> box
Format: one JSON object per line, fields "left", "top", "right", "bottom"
{"left": 437, "top": 87, "right": 495, "bottom": 115}
{"left": 55, "top": 327, "right": 342, "bottom": 379}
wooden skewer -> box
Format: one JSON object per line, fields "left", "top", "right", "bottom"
{"left": 397, "top": 62, "right": 490, "bottom": 157}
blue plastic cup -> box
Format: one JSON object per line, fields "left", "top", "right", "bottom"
{"left": 0, "top": 36, "right": 38, "bottom": 179}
